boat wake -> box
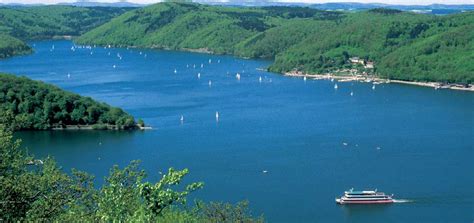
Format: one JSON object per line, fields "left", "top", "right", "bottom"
{"left": 393, "top": 199, "right": 414, "bottom": 203}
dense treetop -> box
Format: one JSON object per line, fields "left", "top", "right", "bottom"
{"left": 0, "top": 73, "right": 137, "bottom": 130}
{"left": 77, "top": 2, "right": 474, "bottom": 84}
{"left": 0, "top": 34, "right": 31, "bottom": 59}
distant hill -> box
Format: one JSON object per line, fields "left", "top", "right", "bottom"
{"left": 60, "top": 1, "right": 144, "bottom": 8}
{"left": 0, "top": 6, "right": 130, "bottom": 39}
{"left": 310, "top": 3, "right": 474, "bottom": 15}
{"left": 77, "top": 3, "right": 474, "bottom": 84}
{"left": 0, "top": 5, "right": 131, "bottom": 58}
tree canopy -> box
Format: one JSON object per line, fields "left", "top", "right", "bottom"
{"left": 0, "top": 73, "right": 138, "bottom": 130}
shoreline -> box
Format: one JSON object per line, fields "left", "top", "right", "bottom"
{"left": 51, "top": 124, "right": 152, "bottom": 131}
{"left": 33, "top": 39, "right": 474, "bottom": 92}
{"left": 284, "top": 72, "right": 474, "bottom": 92}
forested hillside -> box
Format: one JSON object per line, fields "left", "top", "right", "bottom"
{"left": 0, "top": 73, "right": 138, "bottom": 130}
{"left": 0, "top": 6, "right": 130, "bottom": 58}
{"left": 77, "top": 3, "right": 474, "bottom": 84}
{"left": 0, "top": 34, "right": 31, "bottom": 59}
{"left": 0, "top": 6, "right": 129, "bottom": 39}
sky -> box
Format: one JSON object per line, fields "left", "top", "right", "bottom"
{"left": 0, "top": 0, "right": 473, "bottom": 5}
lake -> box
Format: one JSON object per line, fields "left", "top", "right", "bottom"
{"left": 1, "top": 40, "right": 473, "bottom": 222}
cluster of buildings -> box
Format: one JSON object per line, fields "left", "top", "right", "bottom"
{"left": 349, "top": 57, "right": 374, "bottom": 69}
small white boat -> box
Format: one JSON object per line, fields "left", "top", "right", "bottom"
{"left": 334, "top": 84, "right": 338, "bottom": 89}
{"left": 259, "top": 76, "right": 262, "bottom": 83}
{"left": 174, "top": 69, "right": 177, "bottom": 74}
{"left": 215, "top": 111, "right": 219, "bottom": 122}
{"left": 180, "top": 115, "right": 184, "bottom": 123}
{"left": 236, "top": 73, "right": 241, "bottom": 80}
{"left": 304, "top": 76, "right": 307, "bottom": 81}
{"left": 372, "top": 85, "right": 376, "bottom": 90}
{"left": 350, "top": 91, "right": 354, "bottom": 96}
{"left": 209, "top": 59, "right": 212, "bottom": 64}
{"left": 198, "top": 73, "right": 201, "bottom": 79}
{"left": 208, "top": 80, "right": 212, "bottom": 87}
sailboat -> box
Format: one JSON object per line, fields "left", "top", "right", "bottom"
{"left": 180, "top": 115, "right": 184, "bottom": 123}
{"left": 259, "top": 76, "right": 262, "bottom": 83}
{"left": 215, "top": 111, "right": 219, "bottom": 122}
{"left": 304, "top": 76, "right": 307, "bottom": 81}
{"left": 198, "top": 73, "right": 201, "bottom": 79}
{"left": 236, "top": 73, "right": 241, "bottom": 80}
{"left": 334, "top": 83, "right": 338, "bottom": 89}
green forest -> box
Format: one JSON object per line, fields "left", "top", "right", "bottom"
{"left": 0, "top": 34, "right": 31, "bottom": 59}
{"left": 0, "top": 125, "right": 262, "bottom": 222}
{"left": 76, "top": 3, "right": 474, "bottom": 84}
{"left": 0, "top": 5, "right": 130, "bottom": 58}
{"left": 0, "top": 73, "right": 138, "bottom": 130}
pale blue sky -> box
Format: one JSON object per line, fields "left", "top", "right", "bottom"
{"left": 1, "top": 0, "right": 473, "bottom": 5}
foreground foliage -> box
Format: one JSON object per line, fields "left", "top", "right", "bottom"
{"left": 0, "top": 125, "right": 263, "bottom": 222}
{"left": 0, "top": 73, "right": 137, "bottom": 130}
{"left": 77, "top": 2, "right": 474, "bottom": 84}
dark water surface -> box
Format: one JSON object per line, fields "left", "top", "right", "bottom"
{"left": 1, "top": 40, "right": 473, "bottom": 222}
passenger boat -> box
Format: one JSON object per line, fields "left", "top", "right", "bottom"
{"left": 336, "top": 189, "right": 394, "bottom": 204}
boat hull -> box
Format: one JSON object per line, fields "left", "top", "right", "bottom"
{"left": 336, "top": 198, "right": 394, "bottom": 204}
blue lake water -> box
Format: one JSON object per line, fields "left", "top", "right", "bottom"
{"left": 1, "top": 40, "right": 473, "bottom": 222}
